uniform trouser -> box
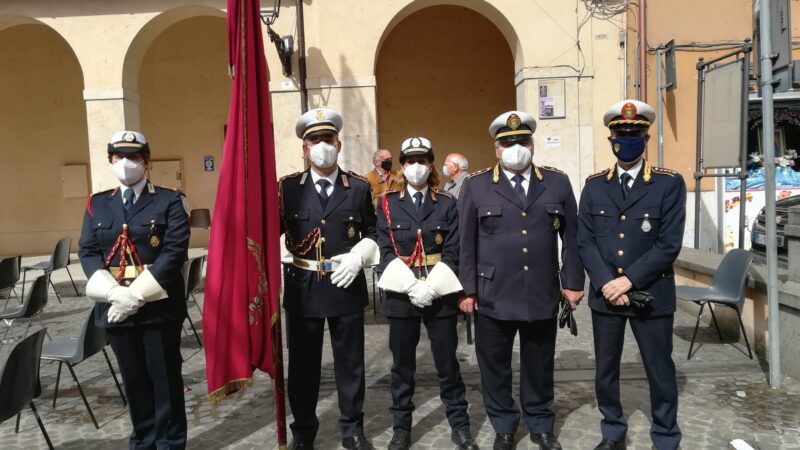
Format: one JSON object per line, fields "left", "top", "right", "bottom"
{"left": 287, "top": 310, "right": 365, "bottom": 442}
{"left": 475, "top": 314, "right": 557, "bottom": 434}
{"left": 591, "top": 311, "right": 681, "bottom": 450}
{"left": 388, "top": 315, "right": 470, "bottom": 432}
{"left": 106, "top": 323, "right": 186, "bottom": 450}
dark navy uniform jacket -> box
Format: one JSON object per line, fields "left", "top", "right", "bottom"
{"left": 377, "top": 188, "right": 459, "bottom": 318}
{"left": 78, "top": 183, "right": 190, "bottom": 327}
{"left": 577, "top": 162, "right": 686, "bottom": 317}
{"left": 458, "top": 165, "right": 585, "bottom": 322}
{"left": 280, "top": 168, "right": 377, "bottom": 318}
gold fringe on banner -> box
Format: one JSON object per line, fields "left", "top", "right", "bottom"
{"left": 207, "top": 378, "right": 254, "bottom": 407}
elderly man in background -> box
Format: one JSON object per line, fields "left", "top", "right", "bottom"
{"left": 365, "top": 148, "right": 402, "bottom": 206}
{"left": 442, "top": 153, "right": 470, "bottom": 200}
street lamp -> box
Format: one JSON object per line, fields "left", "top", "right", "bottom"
{"left": 259, "top": 1, "right": 294, "bottom": 77}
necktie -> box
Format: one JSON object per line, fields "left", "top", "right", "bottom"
{"left": 414, "top": 192, "right": 424, "bottom": 214}
{"left": 123, "top": 189, "right": 134, "bottom": 218}
{"left": 511, "top": 174, "right": 526, "bottom": 203}
{"left": 317, "top": 179, "right": 331, "bottom": 208}
{"left": 620, "top": 173, "right": 633, "bottom": 200}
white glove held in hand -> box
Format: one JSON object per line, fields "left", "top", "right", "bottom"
{"left": 408, "top": 280, "right": 436, "bottom": 308}
{"left": 330, "top": 252, "right": 363, "bottom": 288}
{"left": 108, "top": 285, "right": 144, "bottom": 315}
{"left": 107, "top": 305, "right": 129, "bottom": 324}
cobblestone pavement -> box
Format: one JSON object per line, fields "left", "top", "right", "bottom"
{"left": 1, "top": 256, "right": 799, "bottom": 449}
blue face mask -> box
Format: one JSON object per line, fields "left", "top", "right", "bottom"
{"left": 611, "top": 136, "right": 646, "bottom": 163}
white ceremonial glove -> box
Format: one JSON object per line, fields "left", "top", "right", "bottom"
{"left": 330, "top": 252, "right": 363, "bottom": 289}
{"left": 107, "top": 305, "right": 129, "bottom": 324}
{"left": 108, "top": 285, "right": 144, "bottom": 315}
{"left": 408, "top": 280, "right": 437, "bottom": 308}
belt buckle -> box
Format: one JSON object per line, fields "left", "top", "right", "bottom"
{"left": 322, "top": 259, "right": 333, "bottom": 272}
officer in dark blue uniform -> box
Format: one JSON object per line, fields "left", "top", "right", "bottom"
{"left": 376, "top": 137, "right": 477, "bottom": 450}
{"left": 280, "top": 108, "right": 379, "bottom": 450}
{"left": 577, "top": 100, "right": 685, "bottom": 450}
{"left": 80, "top": 131, "right": 190, "bottom": 449}
{"left": 458, "top": 111, "right": 585, "bottom": 450}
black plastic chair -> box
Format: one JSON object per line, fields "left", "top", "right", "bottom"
{"left": 0, "top": 275, "right": 51, "bottom": 351}
{"left": 676, "top": 248, "right": 754, "bottom": 360}
{"left": 0, "top": 255, "right": 22, "bottom": 311}
{"left": 0, "top": 329, "right": 53, "bottom": 449}
{"left": 181, "top": 257, "right": 203, "bottom": 347}
{"left": 40, "top": 306, "right": 126, "bottom": 429}
{"left": 22, "top": 237, "right": 80, "bottom": 303}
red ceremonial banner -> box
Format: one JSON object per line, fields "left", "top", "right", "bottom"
{"left": 203, "top": 0, "right": 286, "bottom": 445}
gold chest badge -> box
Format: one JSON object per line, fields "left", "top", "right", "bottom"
{"left": 150, "top": 235, "right": 161, "bottom": 248}
{"left": 553, "top": 217, "right": 561, "bottom": 231}
{"left": 347, "top": 225, "right": 356, "bottom": 238}
{"left": 435, "top": 233, "right": 444, "bottom": 245}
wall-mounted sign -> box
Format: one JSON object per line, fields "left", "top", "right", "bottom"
{"left": 204, "top": 155, "right": 215, "bottom": 172}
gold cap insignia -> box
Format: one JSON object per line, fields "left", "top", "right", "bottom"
{"left": 507, "top": 114, "right": 521, "bottom": 130}
{"left": 315, "top": 110, "right": 325, "bottom": 121}
{"left": 124, "top": 132, "right": 136, "bottom": 142}
{"left": 621, "top": 102, "right": 637, "bottom": 120}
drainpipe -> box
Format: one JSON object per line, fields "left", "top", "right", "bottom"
{"left": 297, "top": 0, "right": 308, "bottom": 113}
{"left": 638, "top": 0, "right": 647, "bottom": 102}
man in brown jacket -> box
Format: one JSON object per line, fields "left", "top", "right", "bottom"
{"left": 365, "top": 148, "right": 402, "bottom": 206}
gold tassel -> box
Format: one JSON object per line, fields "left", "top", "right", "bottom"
{"left": 207, "top": 378, "right": 254, "bottom": 407}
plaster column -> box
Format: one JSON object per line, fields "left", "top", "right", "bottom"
{"left": 306, "top": 76, "right": 378, "bottom": 175}
{"left": 84, "top": 89, "right": 141, "bottom": 192}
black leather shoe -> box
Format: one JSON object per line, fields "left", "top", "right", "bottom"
{"left": 451, "top": 427, "right": 479, "bottom": 450}
{"left": 388, "top": 428, "right": 411, "bottom": 450}
{"left": 289, "top": 439, "right": 314, "bottom": 450}
{"left": 493, "top": 433, "right": 514, "bottom": 450}
{"left": 530, "top": 432, "right": 562, "bottom": 450}
{"left": 342, "top": 434, "right": 374, "bottom": 450}
{"left": 593, "top": 438, "right": 625, "bottom": 450}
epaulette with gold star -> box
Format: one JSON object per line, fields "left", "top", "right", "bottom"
{"left": 540, "top": 166, "right": 566, "bottom": 175}
{"left": 586, "top": 168, "right": 611, "bottom": 182}
{"left": 279, "top": 171, "right": 303, "bottom": 182}
{"left": 347, "top": 171, "right": 368, "bottom": 183}
{"left": 85, "top": 188, "right": 116, "bottom": 218}
{"left": 651, "top": 166, "right": 677, "bottom": 177}
{"left": 433, "top": 189, "right": 454, "bottom": 198}
{"left": 470, "top": 167, "right": 492, "bottom": 177}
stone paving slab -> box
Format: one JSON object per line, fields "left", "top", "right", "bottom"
{"left": 1, "top": 260, "right": 798, "bottom": 449}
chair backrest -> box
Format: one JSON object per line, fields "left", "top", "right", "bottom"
{"left": 21, "top": 275, "right": 50, "bottom": 319}
{"left": 186, "top": 256, "right": 204, "bottom": 297}
{"left": 0, "top": 255, "right": 21, "bottom": 291}
{"left": 181, "top": 258, "right": 193, "bottom": 299}
{"left": 77, "top": 306, "right": 107, "bottom": 362}
{"left": 710, "top": 248, "right": 753, "bottom": 306}
{"left": 50, "top": 237, "right": 72, "bottom": 270}
{"left": 0, "top": 329, "right": 47, "bottom": 422}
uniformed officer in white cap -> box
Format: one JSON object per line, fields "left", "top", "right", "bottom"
{"left": 376, "top": 137, "right": 478, "bottom": 450}
{"left": 281, "top": 108, "right": 378, "bottom": 450}
{"left": 458, "top": 111, "right": 585, "bottom": 450}
{"left": 79, "top": 130, "right": 190, "bottom": 447}
{"left": 578, "top": 99, "right": 685, "bottom": 450}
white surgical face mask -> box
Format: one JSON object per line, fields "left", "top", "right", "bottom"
{"left": 441, "top": 164, "right": 450, "bottom": 177}
{"left": 500, "top": 144, "right": 532, "bottom": 171}
{"left": 112, "top": 158, "right": 146, "bottom": 187}
{"left": 308, "top": 142, "right": 338, "bottom": 169}
{"left": 403, "top": 163, "right": 431, "bottom": 186}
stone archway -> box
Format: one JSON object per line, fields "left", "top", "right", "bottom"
{"left": 375, "top": 5, "right": 515, "bottom": 175}
{"left": 137, "top": 14, "right": 230, "bottom": 247}
{"left": 0, "top": 19, "right": 89, "bottom": 255}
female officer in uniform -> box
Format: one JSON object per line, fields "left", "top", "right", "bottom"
{"left": 79, "top": 130, "right": 190, "bottom": 450}
{"left": 376, "top": 137, "right": 477, "bottom": 450}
